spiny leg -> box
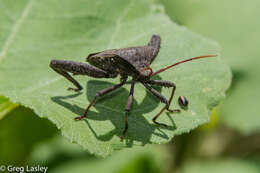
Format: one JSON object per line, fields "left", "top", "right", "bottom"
{"left": 120, "top": 79, "right": 135, "bottom": 140}
{"left": 50, "top": 60, "right": 110, "bottom": 92}
{"left": 74, "top": 77, "right": 128, "bottom": 120}
{"left": 142, "top": 81, "right": 179, "bottom": 127}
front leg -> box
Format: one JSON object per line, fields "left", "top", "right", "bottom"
{"left": 142, "top": 81, "right": 179, "bottom": 127}
{"left": 147, "top": 80, "right": 180, "bottom": 113}
{"left": 50, "top": 60, "right": 111, "bottom": 92}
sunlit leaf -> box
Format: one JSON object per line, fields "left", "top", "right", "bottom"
{"left": 0, "top": 0, "right": 231, "bottom": 157}
{"left": 159, "top": 0, "right": 260, "bottom": 134}
{"left": 0, "top": 95, "right": 18, "bottom": 119}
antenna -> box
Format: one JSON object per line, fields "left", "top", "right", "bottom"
{"left": 151, "top": 55, "right": 217, "bottom": 77}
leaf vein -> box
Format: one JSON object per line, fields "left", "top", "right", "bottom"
{"left": 0, "top": 0, "right": 33, "bottom": 62}
{"left": 106, "top": 0, "right": 134, "bottom": 49}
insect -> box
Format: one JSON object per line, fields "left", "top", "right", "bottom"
{"left": 50, "top": 35, "right": 216, "bottom": 140}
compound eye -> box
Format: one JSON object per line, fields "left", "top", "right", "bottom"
{"left": 178, "top": 96, "right": 188, "bottom": 109}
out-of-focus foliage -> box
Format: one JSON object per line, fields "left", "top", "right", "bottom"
{"left": 47, "top": 146, "right": 166, "bottom": 173}
{"left": 182, "top": 159, "right": 260, "bottom": 173}
{"left": 0, "top": 95, "right": 18, "bottom": 119}
{"left": 0, "top": 106, "right": 57, "bottom": 165}
{"left": 29, "top": 135, "right": 95, "bottom": 170}
{"left": 0, "top": 0, "right": 230, "bottom": 157}
{"left": 158, "top": 0, "right": 260, "bottom": 134}
{"left": 29, "top": 135, "right": 167, "bottom": 173}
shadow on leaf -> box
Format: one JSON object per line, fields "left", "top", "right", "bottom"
{"left": 51, "top": 76, "right": 177, "bottom": 146}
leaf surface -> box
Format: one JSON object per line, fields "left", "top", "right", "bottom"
{"left": 0, "top": 0, "right": 231, "bottom": 156}
{"left": 159, "top": 0, "right": 260, "bottom": 134}
{"left": 0, "top": 95, "right": 18, "bottom": 119}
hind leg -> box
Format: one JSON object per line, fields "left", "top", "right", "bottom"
{"left": 50, "top": 60, "right": 110, "bottom": 92}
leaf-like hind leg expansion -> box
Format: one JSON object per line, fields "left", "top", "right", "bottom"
{"left": 120, "top": 79, "right": 135, "bottom": 140}
{"left": 142, "top": 81, "right": 180, "bottom": 127}
{"left": 74, "top": 77, "right": 128, "bottom": 121}
{"left": 50, "top": 60, "right": 110, "bottom": 92}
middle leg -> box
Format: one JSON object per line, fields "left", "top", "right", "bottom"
{"left": 142, "top": 80, "right": 179, "bottom": 127}
{"left": 147, "top": 80, "right": 179, "bottom": 112}
{"left": 120, "top": 79, "right": 135, "bottom": 140}
{"left": 75, "top": 77, "right": 128, "bottom": 120}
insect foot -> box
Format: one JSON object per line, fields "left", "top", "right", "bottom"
{"left": 68, "top": 87, "right": 82, "bottom": 92}
{"left": 152, "top": 117, "right": 168, "bottom": 128}
{"left": 74, "top": 115, "right": 86, "bottom": 121}
{"left": 120, "top": 134, "right": 125, "bottom": 141}
{"left": 167, "top": 108, "right": 181, "bottom": 113}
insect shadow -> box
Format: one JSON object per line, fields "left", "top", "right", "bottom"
{"left": 51, "top": 76, "right": 176, "bottom": 146}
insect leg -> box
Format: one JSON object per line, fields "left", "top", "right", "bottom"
{"left": 142, "top": 82, "right": 179, "bottom": 127}
{"left": 142, "top": 82, "right": 169, "bottom": 126}
{"left": 50, "top": 60, "right": 110, "bottom": 92}
{"left": 147, "top": 80, "right": 180, "bottom": 113}
{"left": 120, "top": 79, "right": 135, "bottom": 140}
{"left": 74, "top": 77, "right": 128, "bottom": 120}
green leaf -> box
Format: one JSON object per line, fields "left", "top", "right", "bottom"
{"left": 0, "top": 106, "right": 57, "bottom": 165}
{"left": 158, "top": 0, "right": 260, "bottom": 134}
{"left": 182, "top": 159, "right": 260, "bottom": 173}
{"left": 0, "top": 95, "right": 18, "bottom": 119}
{"left": 0, "top": 0, "right": 231, "bottom": 157}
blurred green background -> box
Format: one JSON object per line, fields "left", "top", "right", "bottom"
{"left": 1, "top": 0, "right": 260, "bottom": 172}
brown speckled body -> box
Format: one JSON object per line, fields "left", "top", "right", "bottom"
{"left": 86, "top": 35, "right": 160, "bottom": 81}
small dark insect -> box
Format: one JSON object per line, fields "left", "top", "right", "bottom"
{"left": 178, "top": 96, "right": 189, "bottom": 110}
{"left": 50, "top": 35, "right": 216, "bottom": 140}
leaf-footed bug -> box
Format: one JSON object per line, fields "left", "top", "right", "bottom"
{"left": 50, "top": 35, "right": 216, "bottom": 140}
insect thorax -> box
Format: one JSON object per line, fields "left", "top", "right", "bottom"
{"left": 87, "top": 46, "right": 156, "bottom": 80}
{"left": 115, "top": 46, "right": 155, "bottom": 70}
